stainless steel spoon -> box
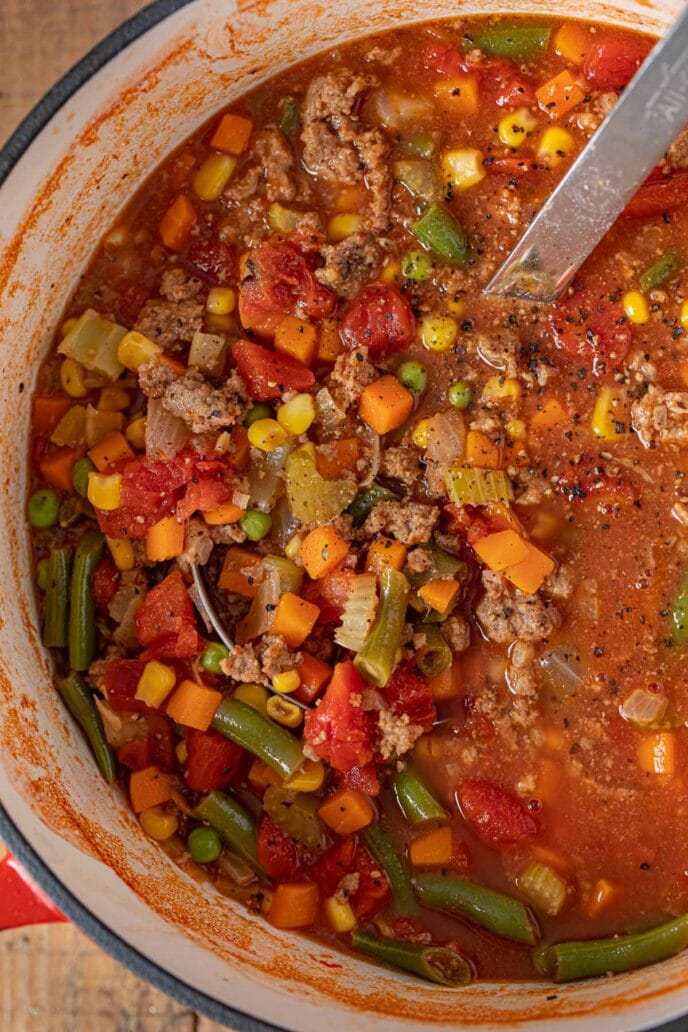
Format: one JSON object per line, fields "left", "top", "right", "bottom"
{"left": 485, "top": 6, "right": 688, "bottom": 302}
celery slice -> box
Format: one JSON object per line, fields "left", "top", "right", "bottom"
{"left": 445, "top": 466, "right": 513, "bottom": 505}
{"left": 285, "top": 443, "right": 357, "bottom": 523}
{"left": 58, "top": 309, "right": 126, "bottom": 381}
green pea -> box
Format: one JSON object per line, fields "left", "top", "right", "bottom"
{"left": 397, "top": 361, "right": 427, "bottom": 394}
{"left": 187, "top": 826, "right": 222, "bottom": 864}
{"left": 402, "top": 250, "right": 434, "bottom": 283}
{"left": 201, "top": 641, "right": 230, "bottom": 675}
{"left": 240, "top": 509, "right": 272, "bottom": 541}
{"left": 28, "top": 488, "right": 60, "bottom": 528}
{"left": 72, "top": 457, "right": 96, "bottom": 498}
{"left": 246, "top": 403, "right": 272, "bottom": 427}
{"left": 36, "top": 557, "right": 50, "bottom": 592}
{"left": 448, "top": 381, "right": 472, "bottom": 410}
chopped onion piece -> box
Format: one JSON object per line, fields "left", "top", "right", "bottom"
{"left": 538, "top": 645, "right": 583, "bottom": 698}
{"left": 369, "top": 88, "right": 435, "bottom": 130}
{"left": 516, "top": 863, "right": 567, "bottom": 917}
{"left": 425, "top": 410, "right": 466, "bottom": 497}
{"left": 236, "top": 567, "right": 281, "bottom": 644}
{"left": 620, "top": 686, "right": 668, "bottom": 728}
{"left": 335, "top": 574, "right": 378, "bottom": 652}
{"left": 145, "top": 397, "right": 189, "bottom": 459}
{"left": 315, "top": 387, "right": 347, "bottom": 439}
{"left": 248, "top": 441, "right": 293, "bottom": 513}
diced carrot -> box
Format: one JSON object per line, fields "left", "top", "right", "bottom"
{"left": 504, "top": 540, "right": 555, "bottom": 594}
{"left": 530, "top": 398, "right": 568, "bottom": 431}
{"left": 210, "top": 113, "right": 253, "bottom": 155}
{"left": 32, "top": 394, "right": 72, "bottom": 436}
{"left": 270, "top": 593, "right": 320, "bottom": 648}
{"left": 203, "top": 502, "right": 244, "bottom": 525}
{"left": 417, "top": 577, "right": 459, "bottom": 614}
{"left": 315, "top": 438, "right": 361, "bottom": 480}
{"left": 318, "top": 788, "right": 375, "bottom": 835}
{"left": 166, "top": 679, "right": 222, "bottom": 731}
{"left": 39, "top": 446, "right": 77, "bottom": 493}
{"left": 88, "top": 431, "right": 134, "bottom": 472}
{"left": 587, "top": 878, "right": 620, "bottom": 917}
{"left": 433, "top": 75, "right": 479, "bottom": 114}
{"left": 274, "top": 315, "right": 318, "bottom": 366}
{"left": 536, "top": 70, "right": 586, "bottom": 118}
{"left": 554, "top": 23, "right": 590, "bottom": 64}
{"left": 409, "top": 825, "right": 453, "bottom": 867}
{"left": 218, "top": 546, "right": 262, "bottom": 597}
{"left": 248, "top": 757, "right": 282, "bottom": 791}
{"left": 637, "top": 731, "right": 676, "bottom": 779}
{"left": 230, "top": 425, "right": 250, "bottom": 471}
{"left": 317, "top": 317, "right": 344, "bottom": 362}
{"left": 359, "top": 375, "right": 414, "bottom": 435}
{"left": 428, "top": 660, "right": 462, "bottom": 702}
{"left": 294, "top": 652, "right": 332, "bottom": 703}
{"left": 146, "top": 515, "right": 185, "bottom": 562}
{"left": 129, "top": 765, "right": 173, "bottom": 813}
{"left": 365, "top": 537, "right": 407, "bottom": 575}
{"left": 298, "top": 526, "right": 349, "bottom": 579}
{"left": 159, "top": 195, "right": 197, "bottom": 251}
{"left": 473, "top": 529, "right": 530, "bottom": 572}
{"left": 268, "top": 882, "right": 319, "bottom": 929}
{"left": 158, "top": 353, "right": 188, "bottom": 375}
{"left": 464, "top": 429, "right": 500, "bottom": 468}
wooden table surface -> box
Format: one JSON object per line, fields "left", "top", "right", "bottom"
{"left": 0, "top": 2, "right": 227, "bottom": 1029}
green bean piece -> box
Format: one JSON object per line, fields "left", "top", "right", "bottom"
{"left": 56, "top": 672, "right": 117, "bottom": 783}
{"left": 416, "top": 623, "right": 453, "bottom": 676}
{"left": 412, "top": 204, "right": 469, "bottom": 267}
{"left": 72, "top": 457, "right": 96, "bottom": 497}
{"left": 640, "top": 253, "right": 683, "bottom": 293}
{"left": 355, "top": 567, "right": 409, "bottom": 688}
{"left": 406, "top": 546, "right": 466, "bottom": 589}
{"left": 415, "top": 872, "right": 539, "bottom": 945}
{"left": 363, "top": 823, "right": 417, "bottom": 916}
{"left": 393, "top": 768, "right": 448, "bottom": 824}
{"left": 670, "top": 571, "right": 688, "bottom": 646}
{"left": 28, "top": 488, "right": 60, "bottom": 529}
{"left": 43, "top": 546, "right": 72, "bottom": 648}
{"left": 68, "top": 531, "right": 104, "bottom": 671}
{"left": 535, "top": 914, "right": 688, "bottom": 982}
{"left": 471, "top": 23, "right": 552, "bottom": 58}
{"left": 200, "top": 641, "right": 231, "bottom": 675}
{"left": 36, "top": 557, "right": 50, "bottom": 592}
{"left": 448, "top": 381, "right": 472, "bottom": 409}
{"left": 347, "top": 481, "right": 400, "bottom": 527}
{"left": 277, "top": 95, "right": 300, "bottom": 135}
{"left": 194, "top": 790, "right": 263, "bottom": 872}
{"left": 352, "top": 931, "right": 472, "bottom": 986}
{"left": 187, "top": 826, "right": 222, "bottom": 863}
{"left": 212, "top": 697, "right": 304, "bottom": 779}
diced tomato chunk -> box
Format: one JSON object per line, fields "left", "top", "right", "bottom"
{"left": 487, "top": 153, "right": 537, "bottom": 178}
{"left": 238, "top": 239, "right": 334, "bottom": 336}
{"left": 334, "top": 763, "right": 381, "bottom": 797}
{"left": 92, "top": 559, "right": 120, "bottom": 610}
{"left": 185, "top": 237, "right": 236, "bottom": 284}
{"left": 351, "top": 844, "right": 390, "bottom": 920}
{"left": 148, "top": 713, "right": 177, "bottom": 772}
{"left": 340, "top": 283, "right": 415, "bottom": 357}
{"left": 458, "top": 778, "right": 538, "bottom": 845}
{"left": 310, "top": 839, "right": 358, "bottom": 897}
{"left": 186, "top": 728, "right": 245, "bottom": 792}
{"left": 104, "top": 658, "right": 149, "bottom": 714}
{"left": 421, "top": 39, "right": 468, "bottom": 77}
{"left": 117, "top": 739, "right": 150, "bottom": 771}
{"left": 232, "top": 339, "right": 315, "bottom": 401}
{"left": 303, "top": 661, "right": 375, "bottom": 772}
{"left": 380, "top": 663, "right": 436, "bottom": 731}
{"left": 583, "top": 36, "right": 652, "bottom": 90}
{"left": 302, "top": 570, "right": 356, "bottom": 624}
{"left": 135, "top": 570, "right": 203, "bottom": 660}
{"left": 624, "top": 172, "right": 688, "bottom": 219}
{"left": 549, "top": 288, "right": 632, "bottom": 372}
{"left": 177, "top": 476, "right": 233, "bottom": 522}
{"left": 258, "top": 813, "right": 301, "bottom": 879}
{"left": 484, "top": 57, "right": 536, "bottom": 109}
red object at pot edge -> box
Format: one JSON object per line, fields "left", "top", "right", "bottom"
{"left": 0, "top": 847, "right": 66, "bottom": 929}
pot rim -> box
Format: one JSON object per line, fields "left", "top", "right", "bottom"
{"left": 0, "top": 2, "right": 686, "bottom": 1029}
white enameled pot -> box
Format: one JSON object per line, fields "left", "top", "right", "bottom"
{"left": 0, "top": 1, "right": 686, "bottom": 1028}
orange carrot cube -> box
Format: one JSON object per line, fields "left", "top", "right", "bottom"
{"left": 166, "top": 679, "right": 222, "bottom": 731}
{"left": 270, "top": 593, "right": 320, "bottom": 648}
{"left": 210, "top": 113, "right": 253, "bottom": 155}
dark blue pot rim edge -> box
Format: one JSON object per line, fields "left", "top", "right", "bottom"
{"left": 0, "top": 2, "right": 686, "bottom": 1029}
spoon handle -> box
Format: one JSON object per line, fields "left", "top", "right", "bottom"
{"left": 485, "top": 7, "right": 688, "bottom": 302}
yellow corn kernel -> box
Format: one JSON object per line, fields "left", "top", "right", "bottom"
{"left": 482, "top": 375, "right": 521, "bottom": 403}
{"left": 277, "top": 393, "right": 315, "bottom": 435}
{"left": 324, "top": 895, "right": 357, "bottom": 933}
{"left": 193, "top": 154, "right": 237, "bottom": 201}
{"left": 412, "top": 418, "right": 431, "bottom": 449}
{"left": 421, "top": 315, "right": 458, "bottom": 353}
{"left": 266, "top": 694, "right": 303, "bottom": 728}
{"left": 272, "top": 669, "right": 300, "bottom": 695}
{"left": 506, "top": 418, "right": 527, "bottom": 441}
{"left": 285, "top": 533, "right": 304, "bottom": 561}
{"left": 87, "top": 472, "right": 122, "bottom": 511}
{"left": 118, "top": 331, "right": 162, "bottom": 371}
{"left": 175, "top": 740, "right": 188, "bottom": 765}
{"left": 206, "top": 314, "right": 234, "bottom": 334}
{"left": 622, "top": 291, "right": 650, "bottom": 325}
{"left": 381, "top": 260, "right": 401, "bottom": 284}
{"left": 446, "top": 295, "right": 465, "bottom": 317}
{"left": 680, "top": 300, "right": 688, "bottom": 331}
{"left": 247, "top": 417, "right": 287, "bottom": 452}
{"left": 125, "top": 416, "right": 147, "bottom": 451}
{"left": 60, "top": 317, "right": 79, "bottom": 338}
{"left": 135, "top": 660, "right": 177, "bottom": 708}
{"left": 233, "top": 682, "right": 269, "bottom": 713}
{"left": 139, "top": 806, "right": 179, "bottom": 842}
{"left": 327, "top": 213, "right": 363, "bottom": 241}
{"left": 206, "top": 287, "right": 236, "bottom": 316}
{"left": 105, "top": 535, "right": 135, "bottom": 572}
{"left": 536, "top": 127, "right": 574, "bottom": 167}
{"left": 60, "top": 357, "right": 89, "bottom": 399}
{"left": 498, "top": 106, "right": 538, "bottom": 149}
{"left": 248, "top": 757, "right": 282, "bottom": 791}
{"left": 283, "top": 760, "right": 326, "bottom": 792}
{"left": 441, "top": 148, "right": 485, "bottom": 191}
{"left": 98, "top": 385, "right": 131, "bottom": 412}
{"left": 591, "top": 386, "right": 627, "bottom": 441}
